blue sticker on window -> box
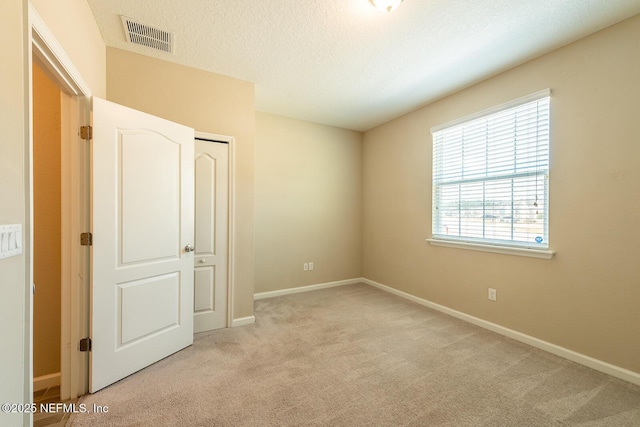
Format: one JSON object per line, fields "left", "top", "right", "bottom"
{"left": 535, "top": 236, "right": 543, "bottom": 243}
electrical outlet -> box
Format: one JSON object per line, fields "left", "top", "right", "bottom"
{"left": 303, "top": 263, "right": 309, "bottom": 271}
{"left": 308, "top": 262, "right": 314, "bottom": 271}
{"left": 488, "top": 288, "right": 497, "bottom": 301}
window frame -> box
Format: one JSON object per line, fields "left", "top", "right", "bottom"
{"left": 427, "top": 89, "right": 555, "bottom": 259}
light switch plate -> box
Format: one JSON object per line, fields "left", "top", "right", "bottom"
{"left": 0, "top": 224, "right": 23, "bottom": 259}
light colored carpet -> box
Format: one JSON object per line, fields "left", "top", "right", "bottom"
{"left": 69, "top": 283, "right": 640, "bottom": 426}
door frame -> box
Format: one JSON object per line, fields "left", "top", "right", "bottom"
{"left": 195, "top": 131, "right": 236, "bottom": 327}
{"left": 29, "top": 4, "right": 92, "bottom": 400}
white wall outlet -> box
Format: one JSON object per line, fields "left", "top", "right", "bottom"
{"left": 308, "top": 262, "right": 314, "bottom": 271}
{"left": 488, "top": 288, "right": 497, "bottom": 301}
{"left": 303, "top": 263, "right": 309, "bottom": 271}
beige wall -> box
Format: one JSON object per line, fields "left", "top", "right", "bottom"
{"left": 362, "top": 15, "right": 640, "bottom": 374}
{"left": 0, "top": 0, "right": 29, "bottom": 424}
{"left": 32, "top": 62, "right": 62, "bottom": 378}
{"left": 31, "top": 0, "right": 106, "bottom": 98}
{"left": 107, "top": 48, "right": 256, "bottom": 319}
{"left": 255, "top": 113, "right": 362, "bottom": 293}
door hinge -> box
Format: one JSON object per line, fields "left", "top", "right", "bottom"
{"left": 79, "top": 337, "right": 92, "bottom": 352}
{"left": 80, "top": 125, "right": 92, "bottom": 140}
{"left": 80, "top": 232, "right": 93, "bottom": 246}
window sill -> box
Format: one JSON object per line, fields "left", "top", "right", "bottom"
{"left": 426, "top": 239, "right": 555, "bottom": 259}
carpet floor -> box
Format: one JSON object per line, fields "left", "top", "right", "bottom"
{"left": 69, "top": 283, "right": 640, "bottom": 426}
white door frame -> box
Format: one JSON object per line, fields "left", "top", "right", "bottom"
{"left": 195, "top": 131, "right": 236, "bottom": 327}
{"left": 29, "top": 4, "right": 92, "bottom": 401}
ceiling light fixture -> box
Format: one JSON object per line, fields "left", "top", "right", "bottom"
{"left": 369, "top": 0, "right": 404, "bottom": 13}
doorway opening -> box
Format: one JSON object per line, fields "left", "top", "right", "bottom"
{"left": 30, "top": 4, "right": 93, "bottom": 415}
{"left": 32, "top": 58, "right": 63, "bottom": 418}
{"left": 31, "top": 51, "right": 90, "bottom": 427}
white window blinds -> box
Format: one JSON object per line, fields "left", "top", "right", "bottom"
{"left": 431, "top": 90, "right": 550, "bottom": 249}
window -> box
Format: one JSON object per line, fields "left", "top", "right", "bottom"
{"left": 430, "top": 90, "right": 551, "bottom": 255}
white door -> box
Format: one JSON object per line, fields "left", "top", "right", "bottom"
{"left": 90, "top": 97, "right": 194, "bottom": 392}
{"left": 194, "top": 138, "right": 228, "bottom": 333}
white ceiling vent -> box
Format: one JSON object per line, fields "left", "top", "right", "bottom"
{"left": 121, "top": 16, "right": 174, "bottom": 54}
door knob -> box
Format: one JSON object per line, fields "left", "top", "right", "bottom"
{"left": 185, "top": 244, "right": 195, "bottom": 253}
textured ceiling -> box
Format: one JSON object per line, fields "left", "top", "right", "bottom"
{"left": 86, "top": 0, "right": 640, "bottom": 131}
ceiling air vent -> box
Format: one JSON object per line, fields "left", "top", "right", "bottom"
{"left": 121, "top": 16, "right": 174, "bottom": 54}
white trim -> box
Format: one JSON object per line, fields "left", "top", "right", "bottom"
{"left": 430, "top": 88, "right": 551, "bottom": 134}
{"left": 26, "top": 7, "right": 34, "bottom": 424}
{"left": 361, "top": 278, "right": 640, "bottom": 386}
{"left": 33, "top": 372, "right": 61, "bottom": 393}
{"left": 254, "top": 278, "right": 362, "bottom": 300}
{"left": 194, "top": 131, "right": 236, "bottom": 329}
{"left": 426, "top": 239, "right": 555, "bottom": 259}
{"left": 228, "top": 137, "right": 236, "bottom": 327}
{"left": 60, "top": 94, "right": 73, "bottom": 401}
{"left": 231, "top": 316, "right": 255, "bottom": 328}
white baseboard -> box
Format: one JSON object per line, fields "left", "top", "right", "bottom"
{"left": 33, "top": 372, "right": 61, "bottom": 392}
{"left": 254, "top": 278, "right": 361, "bottom": 300}
{"left": 361, "top": 278, "right": 640, "bottom": 387}
{"left": 231, "top": 316, "right": 255, "bottom": 327}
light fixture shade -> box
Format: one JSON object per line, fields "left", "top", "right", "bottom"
{"left": 370, "top": 0, "right": 404, "bottom": 12}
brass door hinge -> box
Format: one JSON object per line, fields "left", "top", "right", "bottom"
{"left": 80, "top": 232, "right": 92, "bottom": 246}
{"left": 79, "top": 337, "right": 92, "bottom": 352}
{"left": 80, "top": 125, "right": 92, "bottom": 140}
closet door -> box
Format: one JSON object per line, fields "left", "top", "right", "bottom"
{"left": 193, "top": 138, "right": 228, "bottom": 333}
